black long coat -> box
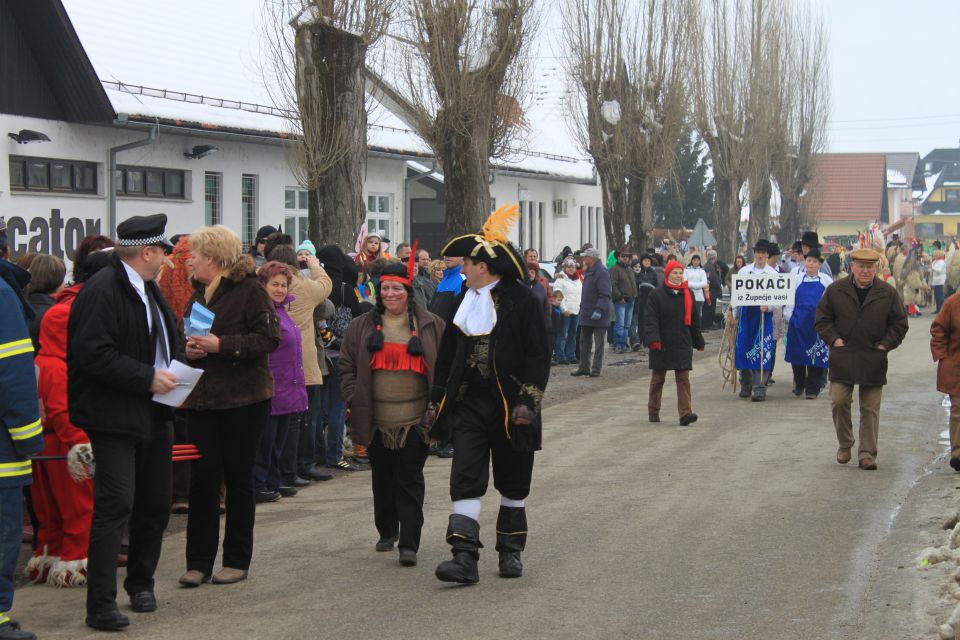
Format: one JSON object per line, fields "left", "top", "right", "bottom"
{"left": 430, "top": 277, "right": 551, "bottom": 452}
{"left": 643, "top": 285, "right": 705, "bottom": 371}
{"left": 67, "top": 253, "right": 178, "bottom": 439}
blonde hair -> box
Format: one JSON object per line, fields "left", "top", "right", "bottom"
{"left": 189, "top": 225, "right": 242, "bottom": 269}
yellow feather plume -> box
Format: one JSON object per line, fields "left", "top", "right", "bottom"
{"left": 482, "top": 204, "right": 519, "bottom": 245}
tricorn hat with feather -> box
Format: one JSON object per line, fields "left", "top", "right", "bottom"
{"left": 440, "top": 204, "right": 526, "bottom": 281}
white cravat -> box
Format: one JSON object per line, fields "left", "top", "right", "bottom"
{"left": 453, "top": 280, "right": 499, "bottom": 336}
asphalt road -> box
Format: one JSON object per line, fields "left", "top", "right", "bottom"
{"left": 14, "top": 316, "right": 952, "bottom": 639}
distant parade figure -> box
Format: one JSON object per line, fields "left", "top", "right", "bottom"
{"left": 643, "top": 260, "right": 705, "bottom": 425}
{"left": 784, "top": 249, "right": 832, "bottom": 399}
{"left": 735, "top": 240, "right": 778, "bottom": 402}
{"left": 424, "top": 205, "right": 550, "bottom": 584}
{"left": 815, "top": 248, "right": 908, "bottom": 470}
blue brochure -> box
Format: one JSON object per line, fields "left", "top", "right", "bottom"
{"left": 185, "top": 303, "right": 215, "bottom": 337}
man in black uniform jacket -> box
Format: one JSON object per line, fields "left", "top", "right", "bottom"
{"left": 68, "top": 215, "right": 178, "bottom": 630}
{"left": 422, "top": 206, "right": 551, "bottom": 584}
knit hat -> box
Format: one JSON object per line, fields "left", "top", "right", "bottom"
{"left": 297, "top": 239, "right": 316, "bottom": 256}
{"left": 664, "top": 260, "right": 684, "bottom": 278}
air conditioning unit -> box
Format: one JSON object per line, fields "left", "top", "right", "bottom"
{"left": 552, "top": 199, "right": 568, "bottom": 217}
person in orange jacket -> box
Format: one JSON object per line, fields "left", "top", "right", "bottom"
{"left": 27, "top": 285, "right": 94, "bottom": 587}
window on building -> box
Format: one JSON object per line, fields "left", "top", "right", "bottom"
{"left": 580, "top": 206, "right": 600, "bottom": 248}
{"left": 366, "top": 193, "right": 392, "bottom": 239}
{"left": 947, "top": 189, "right": 960, "bottom": 203}
{"left": 538, "top": 202, "right": 545, "bottom": 255}
{"left": 204, "top": 172, "right": 222, "bottom": 226}
{"left": 284, "top": 187, "right": 309, "bottom": 246}
{"left": 242, "top": 174, "right": 259, "bottom": 249}
{"left": 114, "top": 165, "right": 186, "bottom": 199}
{"left": 9, "top": 156, "right": 98, "bottom": 194}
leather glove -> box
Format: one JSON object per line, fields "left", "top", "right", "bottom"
{"left": 510, "top": 404, "right": 536, "bottom": 425}
{"left": 420, "top": 403, "right": 439, "bottom": 430}
{"left": 67, "top": 443, "right": 94, "bottom": 482}
{"left": 649, "top": 341, "right": 663, "bottom": 351}
{"left": 591, "top": 311, "right": 602, "bottom": 321}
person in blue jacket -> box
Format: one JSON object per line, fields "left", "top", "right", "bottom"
{"left": 0, "top": 220, "right": 45, "bottom": 640}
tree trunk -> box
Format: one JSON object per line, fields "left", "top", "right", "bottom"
{"left": 714, "top": 177, "right": 740, "bottom": 263}
{"left": 626, "top": 173, "right": 655, "bottom": 252}
{"left": 295, "top": 20, "right": 367, "bottom": 249}
{"left": 746, "top": 177, "right": 771, "bottom": 244}
{"left": 599, "top": 163, "right": 627, "bottom": 251}
{"left": 439, "top": 117, "right": 492, "bottom": 238}
{"left": 777, "top": 189, "right": 800, "bottom": 249}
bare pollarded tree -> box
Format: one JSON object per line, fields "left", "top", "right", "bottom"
{"left": 692, "top": 0, "right": 759, "bottom": 262}
{"left": 564, "top": 0, "right": 695, "bottom": 252}
{"left": 744, "top": 0, "right": 788, "bottom": 245}
{"left": 623, "top": 0, "right": 697, "bottom": 253}
{"left": 388, "top": 0, "right": 537, "bottom": 237}
{"left": 262, "top": 0, "right": 395, "bottom": 249}
{"left": 563, "top": 0, "right": 633, "bottom": 250}
{"left": 771, "top": 5, "right": 830, "bottom": 245}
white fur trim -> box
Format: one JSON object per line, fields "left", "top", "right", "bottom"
{"left": 24, "top": 547, "right": 59, "bottom": 583}
{"left": 48, "top": 558, "right": 88, "bottom": 588}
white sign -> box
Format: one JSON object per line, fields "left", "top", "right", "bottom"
{"left": 731, "top": 273, "right": 796, "bottom": 307}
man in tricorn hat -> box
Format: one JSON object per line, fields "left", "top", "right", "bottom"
{"left": 815, "top": 247, "right": 907, "bottom": 470}
{"left": 422, "top": 205, "right": 550, "bottom": 585}
{"left": 67, "top": 214, "right": 179, "bottom": 629}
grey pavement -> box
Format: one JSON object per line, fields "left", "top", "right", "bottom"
{"left": 15, "top": 316, "right": 954, "bottom": 639}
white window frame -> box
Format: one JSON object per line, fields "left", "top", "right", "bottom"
{"left": 366, "top": 192, "right": 393, "bottom": 239}
{"left": 284, "top": 186, "right": 309, "bottom": 246}
{"left": 241, "top": 174, "right": 258, "bottom": 249}
{"left": 204, "top": 172, "right": 222, "bottom": 226}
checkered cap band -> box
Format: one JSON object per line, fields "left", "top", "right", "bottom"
{"left": 118, "top": 234, "right": 167, "bottom": 246}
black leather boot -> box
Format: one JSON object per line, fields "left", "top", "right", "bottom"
{"left": 495, "top": 506, "right": 527, "bottom": 578}
{"left": 435, "top": 514, "right": 481, "bottom": 585}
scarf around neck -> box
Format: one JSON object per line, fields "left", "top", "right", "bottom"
{"left": 664, "top": 260, "right": 692, "bottom": 326}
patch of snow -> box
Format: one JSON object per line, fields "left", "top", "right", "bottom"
{"left": 601, "top": 101, "right": 621, "bottom": 126}
{"left": 886, "top": 169, "right": 908, "bottom": 187}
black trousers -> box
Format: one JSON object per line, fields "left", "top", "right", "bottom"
{"left": 450, "top": 393, "right": 535, "bottom": 502}
{"left": 186, "top": 401, "right": 269, "bottom": 575}
{"left": 367, "top": 430, "right": 429, "bottom": 552}
{"left": 791, "top": 364, "right": 827, "bottom": 396}
{"left": 86, "top": 408, "right": 172, "bottom": 614}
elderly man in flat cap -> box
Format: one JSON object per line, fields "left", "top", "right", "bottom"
{"left": 815, "top": 247, "right": 908, "bottom": 471}
{"left": 68, "top": 214, "right": 179, "bottom": 630}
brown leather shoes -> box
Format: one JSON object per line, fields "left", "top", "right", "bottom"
{"left": 858, "top": 456, "right": 878, "bottom": 471}
{"left": 178, "top": 570, "right": 209, "bottom": 588}
{"left": 836, "top": 448, "right": 851, "bottom": 464}
{"left": 211, "top": 567, "right": 248, "bottom": 584}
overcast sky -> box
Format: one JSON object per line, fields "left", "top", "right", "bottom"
{"left": 805, "top": 0, "right": 958, "bottom": 154}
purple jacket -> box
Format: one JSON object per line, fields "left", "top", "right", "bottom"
{"left": 269, "top": 296, "right": 308, "bottom": 416}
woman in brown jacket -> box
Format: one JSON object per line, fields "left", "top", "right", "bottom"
{"left": 932, "top": 293, "right": 960, "bottom": 471}
{"left": 339, "top": 261, "right": 445, "bottom": 567}
{"left": 180, "top": 225, "right": 280, "bottom": 587}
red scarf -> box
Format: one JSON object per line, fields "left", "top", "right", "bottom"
{"left": 664, "top": 260, "right": 692, "bottom": 326}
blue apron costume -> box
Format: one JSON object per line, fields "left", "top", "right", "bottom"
{"left": 785, "top": 277, "right": 829, "bottom": 368}
{"left": 735, "top": 306, "right": 774, "bottom": 371}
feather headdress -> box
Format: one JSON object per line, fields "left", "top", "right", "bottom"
{"left": 482, "top": 204, "right": 520, "bottom": 245}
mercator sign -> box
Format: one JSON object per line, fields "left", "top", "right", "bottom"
{"left": 731, "top": 273, "right": 795, "bottom": 307}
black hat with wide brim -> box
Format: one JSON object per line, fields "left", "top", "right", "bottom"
{"left": 801, "top": 231, "right": 821, "bottom": 248}
{"left": 441, "top": 234, "right": 526, "bottom": 281}
{"left": 752, "top": 239, "right": 771, "bottom": 253}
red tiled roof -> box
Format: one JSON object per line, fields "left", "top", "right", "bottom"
{"left": 807, "top": 153, "right": 886, "bottom": 221}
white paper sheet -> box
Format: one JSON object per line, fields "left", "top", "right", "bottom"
{"left": 152, "top": 360, "right": 204, "bottom": 407}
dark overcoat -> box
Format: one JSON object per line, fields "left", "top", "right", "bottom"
{"left": 429, "top": 277, "right": 551, "bottom": 452}
{"left": 183, "top": 258, "right": 280, "bottom": 411}
{"left": 643, "top": 285, "right": 705, "bottom": 371}
{"left": 579, "top": 261, "right": 612, "bottom": 327}
{"left": 931, "top": 293, "right": 960, "bottom": 395}
{"left": 814, "top": 276, "right": 908, "bottom": 386}
{"left": 67, "top": 253, "right": 178, "bottom": 438}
